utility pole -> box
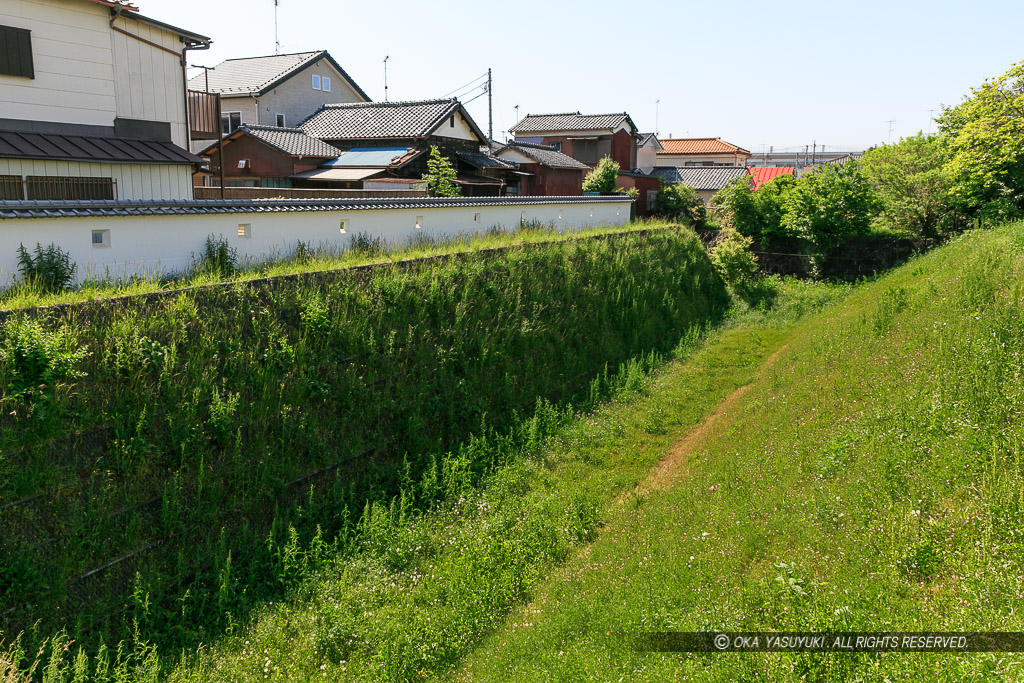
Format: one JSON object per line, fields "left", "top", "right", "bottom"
{"left": 487, "top": 68, "right": 493, "bottom": 144}
{"left": 812, "top": 140, "right": 816, "bottom": 166}
{"left": 383, "top": 56, "right": 390, "bottom": 102}
{"left": 273, "top": 1, "right": 280, "bottom": 55}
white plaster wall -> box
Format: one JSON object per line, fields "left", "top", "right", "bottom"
{"left": 0, "top": 158, "right": 193, "bottom": 201}
{"left": 637, "top": 145, "right": 658, "bottom": 174}
{"left": 257, "top": 60, "right": 367, "bottom": 128}
{"left": 432, "top": 111, "right": 480, "bottom": 142}
{"left": 0, "top": 200, "right": 631, "bottom": 287}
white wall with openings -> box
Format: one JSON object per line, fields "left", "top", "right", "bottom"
{"left": 0, "top": 199, "right": 631, "bottom": 287}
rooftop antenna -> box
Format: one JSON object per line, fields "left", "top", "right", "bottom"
{"left": 273, "top": 0, "right": 281, "bottom": 55}
{"left": 383, "top": 55, "right": 390, "bottom": 102}
{"left": 887, "top": 119, "right": 896, "bottom": 144}
{"left": 927, "top": 109, "right": 936, "bottom": 135}
{"left": 655, "top": 99, "right": 660, "bottom": 137}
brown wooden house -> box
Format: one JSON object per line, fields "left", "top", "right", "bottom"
{"left": 494, "top": 142, "right": 590, "bottom": 196}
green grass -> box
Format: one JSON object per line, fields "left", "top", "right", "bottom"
{"left": 0, "top": 221, "right": 666, "bottom": 312}
{"left": 453, "top": 222, "right": 1024, "bottom": 681}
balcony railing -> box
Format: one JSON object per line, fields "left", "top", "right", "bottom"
{"left": 188, "top": 90, "right": 221, "bottom": 141}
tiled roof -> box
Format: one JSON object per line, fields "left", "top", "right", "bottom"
{"left": 748, "top": 166, "right": 794, "bottom": 190}
{"left": 456, "top": 150, "right": 517, "bottom": 170}
{"left": 497, "top": 142, "right": 591, "bottom": 170}
{"left": 637, "top": 132, "right": 659, "bottom": 147}
{"left": 82, "top": 0, "right": 139, "bottom": 10}
{"left": 658, "top": 137, "right": 751, "bottom": 156}
{"left": 187, "top": 51, "right": 369, "bottom": 100}
{"left": 0, "top": 129, "right": 201, "bottom": 165}
{"left": 652, "top": 166, "right": 749, "bottom": 191}
{"left": 300, "top": 99, "right": 484, "bottom": 141}
{"left": 0, "top": 195, "right": 633, "bottom": 219}
{"left": 233, "top": 125, "right": 342, "bottom": 158}
{"left": 509, "top": 112, "right": 637, "bottom": 134}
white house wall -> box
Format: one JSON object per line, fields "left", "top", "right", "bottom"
{"left": 256, "top": 60, "right": 367, "bottom": 127}
{"left": 0, "top": 158, "right": 193, "bottom": 201}
{"left": 0, "top": 200, "right": 631, "bottom": 287}
{"left": 0, "top": 0, "right": 117, "bottom": 127}
{"left": 433, "top": 111, "right": 479, "bottom": 142}
{"left": 110, "top": 13, "right": 189, "bottom": 148}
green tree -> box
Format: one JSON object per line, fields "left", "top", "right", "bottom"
{"left": 714, "top": 174, "right": 797, "bottom": 243}
{"left": 782, "top": 162, "right": 879, "bottom": 255}
{"left": 582, "top": 156, "right": 620, "bottom": 193}
{"left": 937, "top": 61, "right": 1024, "bottom": 222}
{"left": 421, "top": 146, "right": 461, "bottom": 197}
{"left": 655, "top": 181, "right": 707, "bottom": 228}
{"left": 861, "top": 134, "right": 960, "bottom": 240}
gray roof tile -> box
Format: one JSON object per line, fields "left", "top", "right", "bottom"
{"left": 299, "top": 99, "right": 483, "bottom": 141}
{"left": 234, "top": 125, "right": 342, "bottom": 158}
{"left": 456, "top": 150, "right": 517, "bottom": 170}
{"left": 652, "top": 166, "right": 749, "bottom": 191}
{"left": 509, "top": 112, "right": 637, "bottom": 134}
{"left": 187, "top": 51, "right": 369, "bottom": 100}
{"left": 498, "top": 142, "right": 591, "bottom": 170}
{"left": 0, "top": 195, "right": 633, "bottom": 219}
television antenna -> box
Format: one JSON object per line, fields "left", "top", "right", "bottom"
{"left": 384, "top": 55, "right": 390, "bottom": 101}
{"left": 273, "top": 1, "right": 281, "bottom": 55}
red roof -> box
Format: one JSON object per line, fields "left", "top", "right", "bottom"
{"left": 658, "top": 137, "right": 750, "bottom": 155}
{"left": 748, "top": 166, "right": 794, "bottom": 190}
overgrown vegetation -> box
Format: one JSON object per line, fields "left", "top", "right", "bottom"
{"left": 0, "top": 226, "right": 727, "bottom": 675}
{"left": 654, "top": 181, "right": 708, "bottom": 228}
{"left": 581, "top": 156, "right": 620, "bottom": 194}
{"left": 16, "top": 243, "right": 76, "bottom": 294}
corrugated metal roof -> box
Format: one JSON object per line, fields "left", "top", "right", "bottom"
{"left": 187, "top": 51, "right": 368, "bottom": 100}
{"left": 496, "top": 142, "right": 591, "bottom": 170}
{"left": 0, "top": 195, "right": 633, "bottom": 219}
{"left": 749, "top": 166, "right": 794, "bottom": 190}
{"left": 652, "top": 166, "right": 749, "bottom": 191}
{"left": 658, "top": 137, "right": 751, "bottom": 156}
{"left": 0, "top": 130, "right": 201, "bottom": 165}
{"left": 232, "top": 125, "right": 343, "bottom": 158}
{"left": 299, "top": 99, "right": 484, "bottom": 141}
{"left": 509, "top": 112, "right": 637, "bottom": 134}
{"left": 292, "top": 168, "right": 383, "bottom": 181}
{"left": 325, "top": 147, "right": 414, "bottom": 167}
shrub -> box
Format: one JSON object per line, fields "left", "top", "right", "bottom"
{"left": 196, "top": 235, "right": 238, "bottom": 277}
{"left": 16, "top": 242, "right": 76, "bottom": 293}
{"left": 782, "top": 162, "right": 880, "bottom": 256}
{"left": 655, "top": 182, "right": 707, "bottom": 228}
{"left": 715, "top": 174, "right": 798, "bottom": 244}
{"left": 0, "top": 317, "right": 88, "bottom": 401}
{"left": 421, "top": 145, "right": 461, "bottom": 197}
{"left": 582, "top": 157, "right": 620, "bottom": 194}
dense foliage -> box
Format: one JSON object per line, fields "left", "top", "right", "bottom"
{"left": 654, "top": 181, "right": 708, "bottom": 228}
{"left": 714, "top": 174, "right": 796, "bottom": 243}
{"left": 0, "top": 227, "right": 727, "bottom": 666}
{"left": 781, "top": 161, "right": 880, "bottom": 253}
{"left": 581, "top": 156, "right": 620, "bottom": 193}
{"left": 421, "top": 145, "right": 461, "bottom": 197}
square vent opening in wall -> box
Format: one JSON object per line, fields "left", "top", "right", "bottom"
{"left": 474, "top": 212, "right": 481, "bottom": 224}
{"left": 416, "top": 215, "right": 423, "bottom": 229}
{"left": 91, "top": 229, "right": 110, "bottom": 248}
{"left": 339, "top": 219, "right": 348, "bottom": 234}
{"left": 237, "top": 223, "right": 251, "bottom": 238}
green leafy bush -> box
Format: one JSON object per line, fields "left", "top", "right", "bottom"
{"left": 421, "top": 145, "right": 461, "bottom": 197}
{"left": 0, "top": 317, "right": 88, "bottom": 401}
{"left": 782, "top": 162, "right": 880, "bottom": 257}
{"left": 655, "top": 181, "right": 707, "bottom": 228}
{"left": 16, "top": 242, "right": 76, "bottom": 293}
{"left": 582, "top": 156, "right": 620, "bottom": 193}
{"left": 715, "top": 174, "right": 797, "bottom": 243}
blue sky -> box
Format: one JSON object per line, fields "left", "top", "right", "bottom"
{"left": 144, "top": 0, "right": 1023, "bottom": 153}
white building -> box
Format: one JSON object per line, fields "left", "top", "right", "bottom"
{"left": 0, "top": 0, "right": 209, "bottom": 201}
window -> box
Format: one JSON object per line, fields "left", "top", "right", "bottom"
{"left": 415, "top": 215, "right": 423, "bottom": 229}
{"left": 339, "top": 220, "right": 348, "bottom": 234}
{"left": 221, "top": 111, "right": 241, "bottom": 135}
{"left": 321, "top": 76, "right": 331, "bottom": 92}
{"left": 449, "top": 115, "right": 455, "bottom": 128}
{"left": 549, "top": 141, "right": 562, "bottom": 152}
{"left": 0, "top": 26, "right": 34, "bottom": 79}
{"left": 237, "top": 223, "right": 251, "bottom": 239}
{"left": 312, "top": 74, "right": 321, "bottom": 90}
{"left": 26, "top": 176, "right": 114, "bottom": 200}
{"left": 237, "top": 159, "right": 250, "bottom": 169}
{"left": 647, "top": 190, "right": 658, "bottom": 206}
{"left": 276, "top": 113, "right": 286, "bottom": 127}
{"left": 0, "top": 175, "right": 23, "bottom": 200}
{"left": 92, "top": 229, "right": 110, "bottom": 248}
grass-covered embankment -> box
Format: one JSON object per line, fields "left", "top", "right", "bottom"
{"left": 456, "top": 223, "right": 1024, "bottom": 681}
{"left": 0, "top": 225, "right": 726, "bottom": 659}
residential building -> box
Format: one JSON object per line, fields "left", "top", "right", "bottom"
{"left": 652, "top": 166, "right": 749, "bottom": 204}
{"left": 200, "top": 124, "right": 343, "bottom": 188}
{"left": 509, "top": 111, "right": 640, "bottom": 171}
{"left": 188, "top": 51, "right": 370, "bottom": 140}
{"left": 495, "top": 141, "right": 590, "bottom": 196}
{"left": 746, "top": 148, "right": 865, "bottom": 170}
{"left": 295, "top": 98, "right": 516, "bottom": 195}
{"left": 636, "top": 133, "right": 663, "bottom": 174}
{"left": 0, "top": 0, "right": 209, "bottom": 201}
{"left": 656, "top": 137, "right": 751, "bottom": 167}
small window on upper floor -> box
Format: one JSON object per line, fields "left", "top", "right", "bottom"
{"left": 0, "top": 26, "right": 34, "bottom": 79}
{"left": 550, "top": 141, "right": 562, "bottom": 152}
{"left": 450, "top": 115, "right": 455, "bottom": 128}
{"left": 221, "top": 111, "right": 241, "bottom": 135}
{"left": 276, "top": 113, "right": 286, "bottom": 127}
{"left": 312, "top": 74, "right": 321, "bottom": 90}
{"left": 322, "top": 76, "right": 331, "bottom": 92}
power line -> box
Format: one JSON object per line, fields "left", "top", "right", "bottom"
{"left": 442, "top": 72, "right": 488, "bottom": 99}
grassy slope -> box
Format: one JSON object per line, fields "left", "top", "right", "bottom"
{"left": 454, "top": 223, "right": 1024, "bottom": 681}
{"left": 156, "top": 281, "right": 848, "bottom": 682}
